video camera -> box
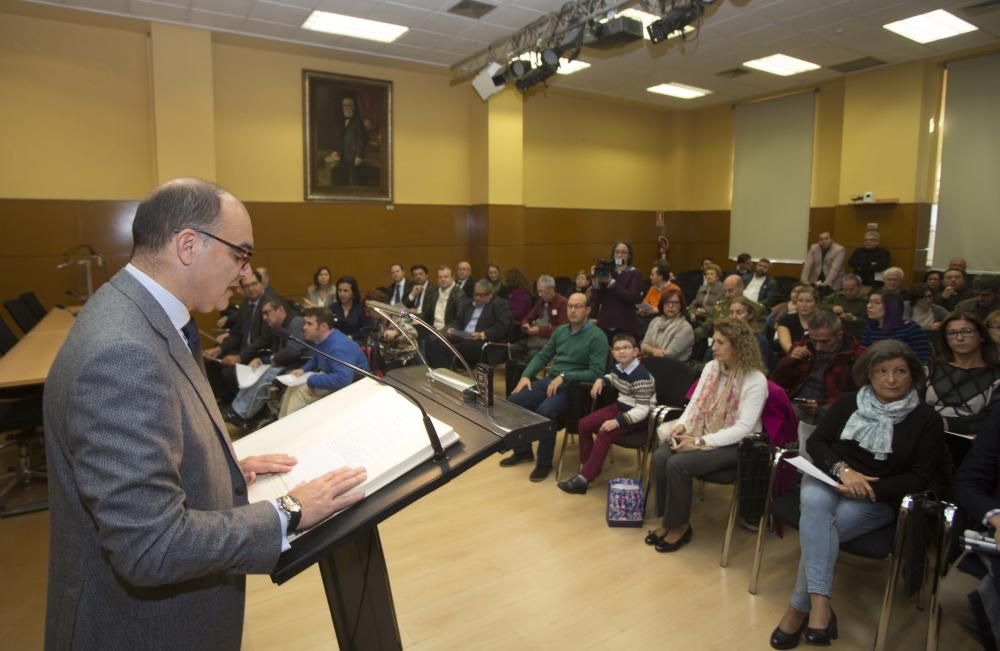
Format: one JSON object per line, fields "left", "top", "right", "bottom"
{"left": 594, "top": 259, "right": 615, "bottom": 283}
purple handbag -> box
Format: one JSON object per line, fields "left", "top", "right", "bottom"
{"left": 606, "top": 477, "right": 645, "bottom": 527}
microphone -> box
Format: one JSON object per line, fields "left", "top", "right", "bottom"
{"left": 366, "top": 300, "right": 476, "bottom": 377}
{"left": 270, "top": 325, "right": 448, "bottom": 462}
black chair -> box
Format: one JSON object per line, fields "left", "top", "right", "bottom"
{"left": 674, "top": 270, "right": 704, "bottom": 305}
{"left": 749, "top": 448, "right": 958, "bottom": 651}
{"left": 0, "top": 318, "right": 18, "bottom": 356}
{"left": 0, "top": 389, "right": 47, "bottom": 517}
{"left": 19, "top": 292, "right": 47, "bottom": 321}
{"left": 3, "top": 298, "right": 39, "bottom": 334}
{"left": 553, "top": 276, "right": 575, "bottom": 298}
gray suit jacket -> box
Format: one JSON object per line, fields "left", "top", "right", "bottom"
{"left": 801, "top": 242, "right": 846, "bottom": 289}
{"left": 44, "top": 269, "right": 280, "bottom": 650}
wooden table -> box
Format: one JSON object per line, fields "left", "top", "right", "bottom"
{"left": 0, "top": 308, "right": 78, "bottom": 389}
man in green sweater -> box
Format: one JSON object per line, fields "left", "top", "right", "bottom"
{"left": 500, "top": 292, "right": 608, "bottom": 481}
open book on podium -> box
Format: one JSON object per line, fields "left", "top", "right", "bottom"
{"left": 232, "top": 377, "right": 460, "bottom": 540}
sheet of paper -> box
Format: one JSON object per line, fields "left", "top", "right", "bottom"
{"left": 236, "top": 363, "right": 270, "bottom": 389}
{"left": 276, "top": 371, "right": 314, "bottom": 387}
{"left": 786, "top": 455, "right": 840, "bottom": 488}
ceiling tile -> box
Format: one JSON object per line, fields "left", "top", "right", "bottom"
{"left": 390, "top": 0, "right": 453, "bottom": 10}
{"left": 191, "top": 0, "right": 252, "bottom": 18}
{"left": 69, "top": 0, "right": 130, "bottom": 12}
{"left": 481, "top": 4, "right": 544, "bottom": 29}
{"left": 414, "top": 10, "right": 477, "bottom": 34}
{"left": 245, "top": 17, "right": 298, "bottom": 38}
{"left": 366, "top": 1, "right": 430, "bottom": 25}
{"left": 394, "top": 27, "right": 445, "bottom": 48}
{"left": 130, "top": 0, "right": 190, "bottom": 21}
{"left": 250, "top": 0, "right": 311, "bottom": 25}
{"left": 190, "top": 8, "right": 246, "bottom": 29}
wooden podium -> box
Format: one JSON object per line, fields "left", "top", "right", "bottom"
{"left": 264, "top": 366, "right": 552, "bottom": 650}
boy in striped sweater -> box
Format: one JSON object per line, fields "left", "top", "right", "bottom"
{"left": 558, "top": 332, "right": 656, "bottom": 494}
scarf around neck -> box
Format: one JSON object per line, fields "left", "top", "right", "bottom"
{"left": 840, "top": 385, "right": 919, "bottom": 460}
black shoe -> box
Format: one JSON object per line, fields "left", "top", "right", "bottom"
{"left": 644, "top": 530, "right": 665, "bottom": 546}
{"left": 499, "top": 451, "right": 534, "bottom": 467}
{"left": 557, "top": 475, "right": 588, "bottom": 494}
{"left": 803, "top": 610, "right": 837, "bottom": 646}
{"left": 655, "top": 526, "right": 693, "bottom": 553}
{"left": 220, "top": 406, "right": 245, "bottom": 426}
{"left": 770, "top": 616, "right": 807, "bottom": 650}
{"left": 529, "top": 465, "right": 552, "bottom": 482}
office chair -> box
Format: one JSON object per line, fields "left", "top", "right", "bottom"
{"left": 0, "top": 318, "right": 18, "bottom": 355}
{"left": 3, "top": 297, "right": 40, "bottom": 334}
{"left": 19, "top": 292, "right": 47, "bottom": 321}
{"left": 0, "top": 390, "right": 47, "bottom": 517}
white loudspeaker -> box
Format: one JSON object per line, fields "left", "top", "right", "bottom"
{"left": 863, "top": 191, "right": 875, "bottom": 203}
{"left": 472, "top": 62, "right": 504, "bottom": 102}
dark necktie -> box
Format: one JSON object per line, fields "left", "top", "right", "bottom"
{"left": 182, "top": 319, "right": 207, "bottom": 376}
{"left": 392, "top": 283, "right": 401, "bottom": 304}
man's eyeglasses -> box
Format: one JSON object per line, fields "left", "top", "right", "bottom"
{"left": 945, "top": 328, "right": 977, "bottom": 338}
{"left": 173, "top": 227, "right": 253, "bottom": 267}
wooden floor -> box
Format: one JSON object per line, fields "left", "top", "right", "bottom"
{"left": 0, "top": 429, "right": 983, "bottom": 650}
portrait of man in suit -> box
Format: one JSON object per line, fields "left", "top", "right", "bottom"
{"left": 43, "top": 179, "right": 366, "bottom": 650}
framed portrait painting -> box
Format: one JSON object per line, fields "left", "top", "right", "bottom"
{"left": 303, "top": 70, "right": 393, "bottom": 202}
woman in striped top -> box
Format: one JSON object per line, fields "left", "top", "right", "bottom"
{"left": 861, "top": 290, "right": 931, "bottom": 361}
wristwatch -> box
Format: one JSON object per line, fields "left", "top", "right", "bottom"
{"left": 276, "top": 495, "right": 303, "bottom": 534}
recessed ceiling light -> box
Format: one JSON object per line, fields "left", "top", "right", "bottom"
{"left": 883, "top": 9, "right": 977, "bottom": 44}
{"left": 742, "top": 54, "right": 820, "bottom": 76}
{"left": 516, "top": 52, "right": 591, "bottom": 75}
{"left": 646, "top": 82, "right": 712, "bottom": 99}
{"left": 302, "top": 10, "right": 408, "bottom": 43}
{"left": 603, "top": 8, "right": 695, "bottom": 41}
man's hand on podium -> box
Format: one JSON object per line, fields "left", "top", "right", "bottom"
{"left": 291, "top": 466, "right": 368, "bottom": 530}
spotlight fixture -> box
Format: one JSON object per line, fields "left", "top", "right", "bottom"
{"left": 490, "top": 59, "right": 531, "bottom": 87}
{"left": 515, "top": 48, "right": 560, "bottom": 92}
{"left": 647, "top": 3, "right": 702, "bottom": 45}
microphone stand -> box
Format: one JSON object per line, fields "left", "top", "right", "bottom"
{"left": 273, "top": 326, "right": 448, "bottom": 462}
{"left": 366, "top": 300, "right": 477, "bottom": 378}
{"left": 367, "top": 304, "right": 430, "bottom": 369}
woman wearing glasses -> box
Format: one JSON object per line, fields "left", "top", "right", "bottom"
{"left": 905, "top": 282, "right": 947, "bottom": 329}
{"left": 925, "top": 312, "right": 1000, "bottom": 437}
{"left": 640, "top": 288, "right": 694, "bottom": 362}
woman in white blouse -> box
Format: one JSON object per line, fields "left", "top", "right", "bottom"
{"left": 645, "top": 318, "right": 768, "bottom": 553}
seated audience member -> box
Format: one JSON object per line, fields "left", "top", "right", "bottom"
{"left": 989, "top": 310, "right": 1000, "bottom": 355}
{"left": 638, "top": 261, "right": 681, "bottom": 317}
{"left": 426, "top": 279, "right": 511, "bottom": 368}
{"left": 486, "top": 262, "right": 503, "bottom": 296}
{"left": 777, "top": 285, "right": 821, "bottom": 355}
{"left": 329, "top": 275, "right": 372, "bottom": 341}
{"left": 728, "top": 252, "right": 754, "bottom": 284}
{"left": 699, "top": 257, "right": 716, "bottom": 284}
{"left": 824, "top": 274, "right": 867, "bottom": 322}
{"left": 744, "top": 257, "right": 781, "bottom": 308}
{"left": 926, "top": 312, "right": 1000, "bottom": 436}
{"left": 771, "top": 312, "right": 864, "bottom": 425}
{"left": 386, "top": 263, "right": 412, "bottom": 306}
{"left": 500, "top": 293, "right": 607, "bottom": 482}
{"left": 255, "top": 266, "right": 271, "bottom": 288}
{"left": 880, "top": 267, "right": 905, "bottom": 294}
{"left": 404, "top": 264, "right": 430, "bottom": 313}
{"left": 730, "top": 296, "right": 771, "bottom": 365}
{"left": 363, "top": 289, "right": 419, "bottom": 372}
{"left": 688, "top": 263, "right": 724, "bottom": 322}
{"left": 502, "top": 267, "right": 533, "bottom": 324}
{"left": 649, "top": 319, "right": 767, "bottom": 553}
{"left": 904, "top": 282, "right": 947, "bottom": 329}
{"left": 641, "top": 288, "right": 694, "bottom": 362}
{"left": 696, "top": 273, "right": 764, "bottom": 340}
{"left": 455, "top": 260, "right": 475, "bottom": 299}
{"left": 861, "top": 290, "right": 932, "bottom": 362}
{"left": 575, "top": 269, "right": 593, "bottom": 301}
{"left": 769, "top": 340, "right": 945, "bottom": 649}
{"left": 558, "top": 333, "right": 656, "bottom": 494}
{"left": 592, "top": 240, "right": 644, "bottom": 338}
{"left": 957, "top": 275, "right": 1000, "bottom": 321}
{"left": 848, "top": 230, "right": 890, "bottom": 288}
{"left": 801, "top": 232, "right": 845, "bottom": 292}
{"left": 278, "top": 307, "right": 368, "bottom": 417}
{"left": 924, "top": 270, "right": 944, "bottom": 298}
{"left": 225, "top": 297, "right": 307, "bottom": 425}
{"left": 304, "top": 265, "right": 333, "bottom": 308}
{"left": 516, "top": 274, "right": 568, "bottom": 361}
{"left": 944, "top": 408, "right": 1000, "bottom": 648}
{"left": 204, "top": 270, "right": 277, "bottom": 402}
{"left": 771, "top": 282, "right": 809, "bottom": 327}
{"left": 420, "top": 265, "right": 468, "bottom": 333}
{"left": 937, "top": 268, "right": 974, "bottom": 311}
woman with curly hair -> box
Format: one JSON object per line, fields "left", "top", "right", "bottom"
{"left": 647, "top": 319, "right": 768, "bottom": 553}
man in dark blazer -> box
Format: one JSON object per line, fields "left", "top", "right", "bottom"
{"left": 455, "top": 260, "right": 475, "bottom": 299}
{"left": 426, "top": 279, "right": 511, "bottom": 368}
{"left": 384, "top": 263, "right": 412, "bottom": 307}
{"left": 43, "top": 179, "right": 365, "bottom": 650}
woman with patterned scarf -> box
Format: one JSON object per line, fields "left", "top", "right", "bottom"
{"left": 646, "top": 319, "right": 768, "bottom": 553}
{"left": 770, "top": 340, "right": 946, "bottom": 649}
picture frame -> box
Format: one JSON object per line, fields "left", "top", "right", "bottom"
{"left": 303, "top": 70, "right": 393, "bottom": 202}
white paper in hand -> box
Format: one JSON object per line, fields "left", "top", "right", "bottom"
{"left": 787, "top": 456, "right": 840, "bottom": 488}
{"left": 277, "top": 372, "right": 315, "bottom": 387}
{"left": 236, "top": 363, "right": 270, "bottom": 389}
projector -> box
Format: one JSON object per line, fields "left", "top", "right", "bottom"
{"left": 587, "top": 16, "right": 644, "bottom": 49}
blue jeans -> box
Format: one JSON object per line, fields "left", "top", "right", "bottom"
{"left": 509, "top": 375, "right": 570, "bottom": 467}
{"left": 231, "top": 366, "right": 283, "bottom": 419}
{"left": 791, "top": 476, "right": 895, "bottom": 611}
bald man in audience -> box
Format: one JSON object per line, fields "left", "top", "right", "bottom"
{"left": 695, "top": 274, "right": 763, "bottom": 339}
{"left": 824, "top": 274, "right": 867, "bottom": 322}
{"left": 455, "top": 260, "right": 475, "bottom": 299}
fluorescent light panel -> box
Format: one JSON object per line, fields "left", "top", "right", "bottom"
{"left": 883, "top": 9, "right": 977, "bottom": 44}
{"left": 604, "top": 9, "right": 695, "bottom": 40}
{"left": 647, "top": 82, "right": 712, "bottom": 99}
{"left": 743, "top": 53, "right": 820, "bottom": 76}
{"left": 515, "top": 52, "right": 591, "bottom": 75}
{"left": 302, "top": 10, "right": 408, "bottom": 43}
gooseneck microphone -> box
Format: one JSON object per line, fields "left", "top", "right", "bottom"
{"left": 270, "top": 325, "right": 448, "bottom": 462}
{"left": 365, "top": 300, "right": 476, "bottom": 377}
